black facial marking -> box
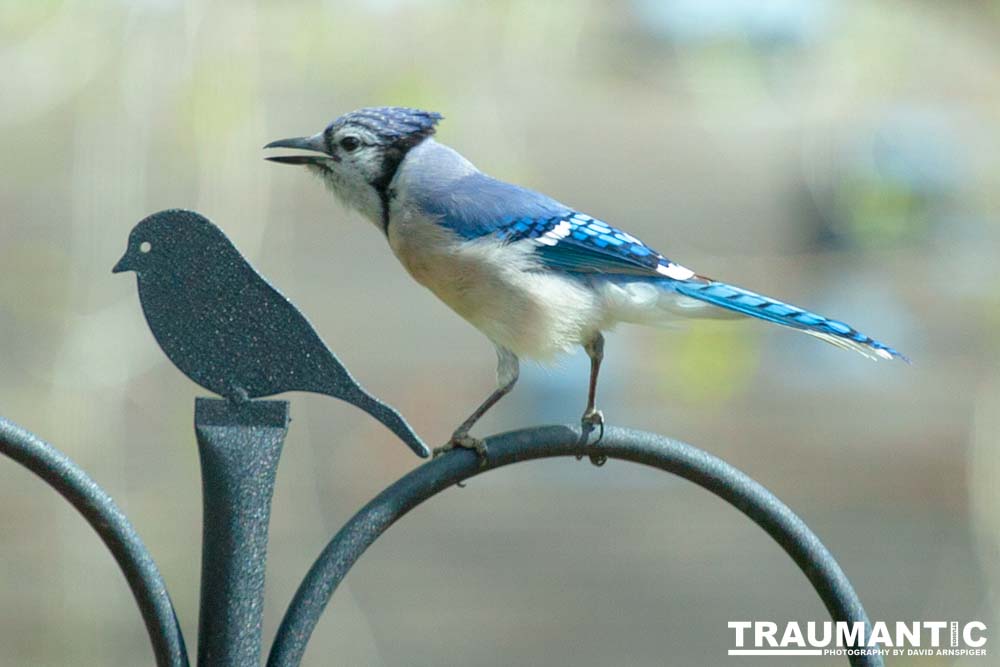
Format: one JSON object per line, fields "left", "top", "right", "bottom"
{"left": 378, "top": 188, "right": 393, "bottom": 234}
{"left": 370, "top": 129, "right": 436, "bottom": 233}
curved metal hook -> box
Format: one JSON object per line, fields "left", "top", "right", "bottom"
{"left": 0, "top": 417, "right": 189, "bottom": 667}
{"left": 269, "top": 425, "right": 882, "bottom": 667}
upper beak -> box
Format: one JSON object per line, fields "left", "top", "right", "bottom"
{"left": 112, "top": 252, "right": 131, "bottom": 274}
{"left": 263, "top": 134, "right": 333, "bottom": 165}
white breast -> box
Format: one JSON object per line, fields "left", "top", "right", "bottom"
{"left": 386, "top": 207, "right": 602, "bottom": 361}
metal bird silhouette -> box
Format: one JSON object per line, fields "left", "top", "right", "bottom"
{"left": 113, "top": 209, "right": 429, "bottom": 458}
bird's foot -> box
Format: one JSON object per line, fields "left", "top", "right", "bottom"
{"left": 434, "top": 433, "right": 489, "bottom": 467}
{"left": 577, "top": 409, "right": 607, "bottom": 467}
{"left": 581, "top": 409, "right": 605, "bottom": 438}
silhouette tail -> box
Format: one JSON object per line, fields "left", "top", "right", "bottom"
{"left": 332, "top": 383, "right": 430, "bottom": 458}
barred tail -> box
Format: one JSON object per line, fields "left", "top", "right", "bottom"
{"left": 669, "top": 277, "right": 908, "bottom": 362}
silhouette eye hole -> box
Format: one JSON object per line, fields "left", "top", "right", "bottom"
{"left": 339, "top": 136, "right": 360, "bottom": 152}
{"left": 139, "top": 241, "right": 152, "bottom": 254}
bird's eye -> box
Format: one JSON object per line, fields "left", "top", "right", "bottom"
{"left": 139, "top": 241, "right": 152, "bottom": 254}
{"left": 339, "top": 136, "right": 360, "bottom": 152}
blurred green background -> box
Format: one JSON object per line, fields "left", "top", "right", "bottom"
{"left": 1, "top": 1, "right": 998, "bottom": 665}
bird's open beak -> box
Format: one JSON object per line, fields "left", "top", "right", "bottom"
{"left": 112, "top": 252, "right": 132, "bottom": 274}
{"left": 263, "top": 134, "right": 333, "bottom": 165}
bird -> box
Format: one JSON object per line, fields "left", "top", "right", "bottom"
{"left": 113, "top": 208, "right": 430, "bottom": 458}
{"left": 264, "top": 107, "right": 906, "bottom": 457}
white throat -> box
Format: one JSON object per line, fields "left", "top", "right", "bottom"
{"left": 310, "top": 163, "right": 385, "bottom": 229}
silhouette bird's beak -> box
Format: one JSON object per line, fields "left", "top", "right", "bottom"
{"left": 112, "top": 252, "right": 132, "bottom": 274}
{"left": 264, "top": 134, "right": 334, "bottom": 165}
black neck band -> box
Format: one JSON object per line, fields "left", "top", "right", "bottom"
{"left": 377, "top": 188, "right": 392, "bottom": 234}
{"left": 369, "top": 133, "right": 434, "bottom": 235}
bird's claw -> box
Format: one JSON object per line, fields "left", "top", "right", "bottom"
{"left": 581, "top": 409, "right": 605, "bottom": 438}
{"left": 434, "top": 434, "right": 489, "bottom": 467}
{"left": 577, "top": 409, "right": 607, "bottom": 467}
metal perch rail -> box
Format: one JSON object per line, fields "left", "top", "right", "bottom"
{"left": 268, "top": 424, "right": 881, "bottom": 667}
{"left": 0, "top": 412, "right": 883, "bottom": 667}
{"left": 0, "top": 416, "right": 188, "bottom": 666}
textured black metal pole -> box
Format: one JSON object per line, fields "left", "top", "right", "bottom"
{"left": 0, "top": 416, "right": 189, "bottom": 667}
{"left": 268, "top": 425, "right": 881, "bottom": 667}
{"left": 194, "top": 398, "right": 289, "bottom": 667}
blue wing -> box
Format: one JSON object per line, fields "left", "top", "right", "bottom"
{"left": 412, "top": 171, "right": 571, "bottom": 239}
{"left": 493, "top": 212, "right": 695, "bottom": 278}
{"left": 415, "top": 171, "right": 687, "bottom": 276}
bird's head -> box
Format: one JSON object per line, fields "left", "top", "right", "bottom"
{"left": 264, "top": 106, "right": 442, "bottom": 225}
{"left": 113, "top": 209, "right": 232, "bottom": 278}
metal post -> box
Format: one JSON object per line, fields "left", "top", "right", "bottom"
{"left": 194, "top": 398, "right": 289, "bottom": 667}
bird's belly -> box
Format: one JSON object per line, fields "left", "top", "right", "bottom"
{"left": 389, "top": 226, "right": 600, "bottom": 360}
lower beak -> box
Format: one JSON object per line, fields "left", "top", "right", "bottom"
{"left": 263, "top": 134, "right": 333, "bottom": 165}
{"left": 112, "top": 253, "right": 131, "bottom": 274}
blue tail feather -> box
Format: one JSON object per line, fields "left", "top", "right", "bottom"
{"left": 669, "top": 278, "right": 908, "bottom": 362}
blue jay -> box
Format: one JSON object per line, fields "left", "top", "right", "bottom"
{"left": 266, "top": 107, "right": 906, "bottom": 455}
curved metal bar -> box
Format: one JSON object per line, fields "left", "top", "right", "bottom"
{"left": 269, "top": 425, "right": 881, "bottom": 667}
{"left": 0, "top": 417, "right": 189, "bottom": 667}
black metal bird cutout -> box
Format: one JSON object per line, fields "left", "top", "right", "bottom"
{"left": 113, "top": 209, "right": 430, "bottom": 458}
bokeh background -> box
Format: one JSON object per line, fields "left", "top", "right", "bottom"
{"left": 1, "top": 1, "right": 999, "bottom": 665}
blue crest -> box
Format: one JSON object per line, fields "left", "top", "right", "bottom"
{"left": 331, "top": 107, "right": 443, "bottom": 145}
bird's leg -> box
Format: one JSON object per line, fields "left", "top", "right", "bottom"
{"left": 434, "top": 347, "right": 519, "bottom": 464}
{"left": 579, "top": 332, "right": 607, "bottom": 466}
{"left": 581, "top": 332, "right": 605, "bottom": 433}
